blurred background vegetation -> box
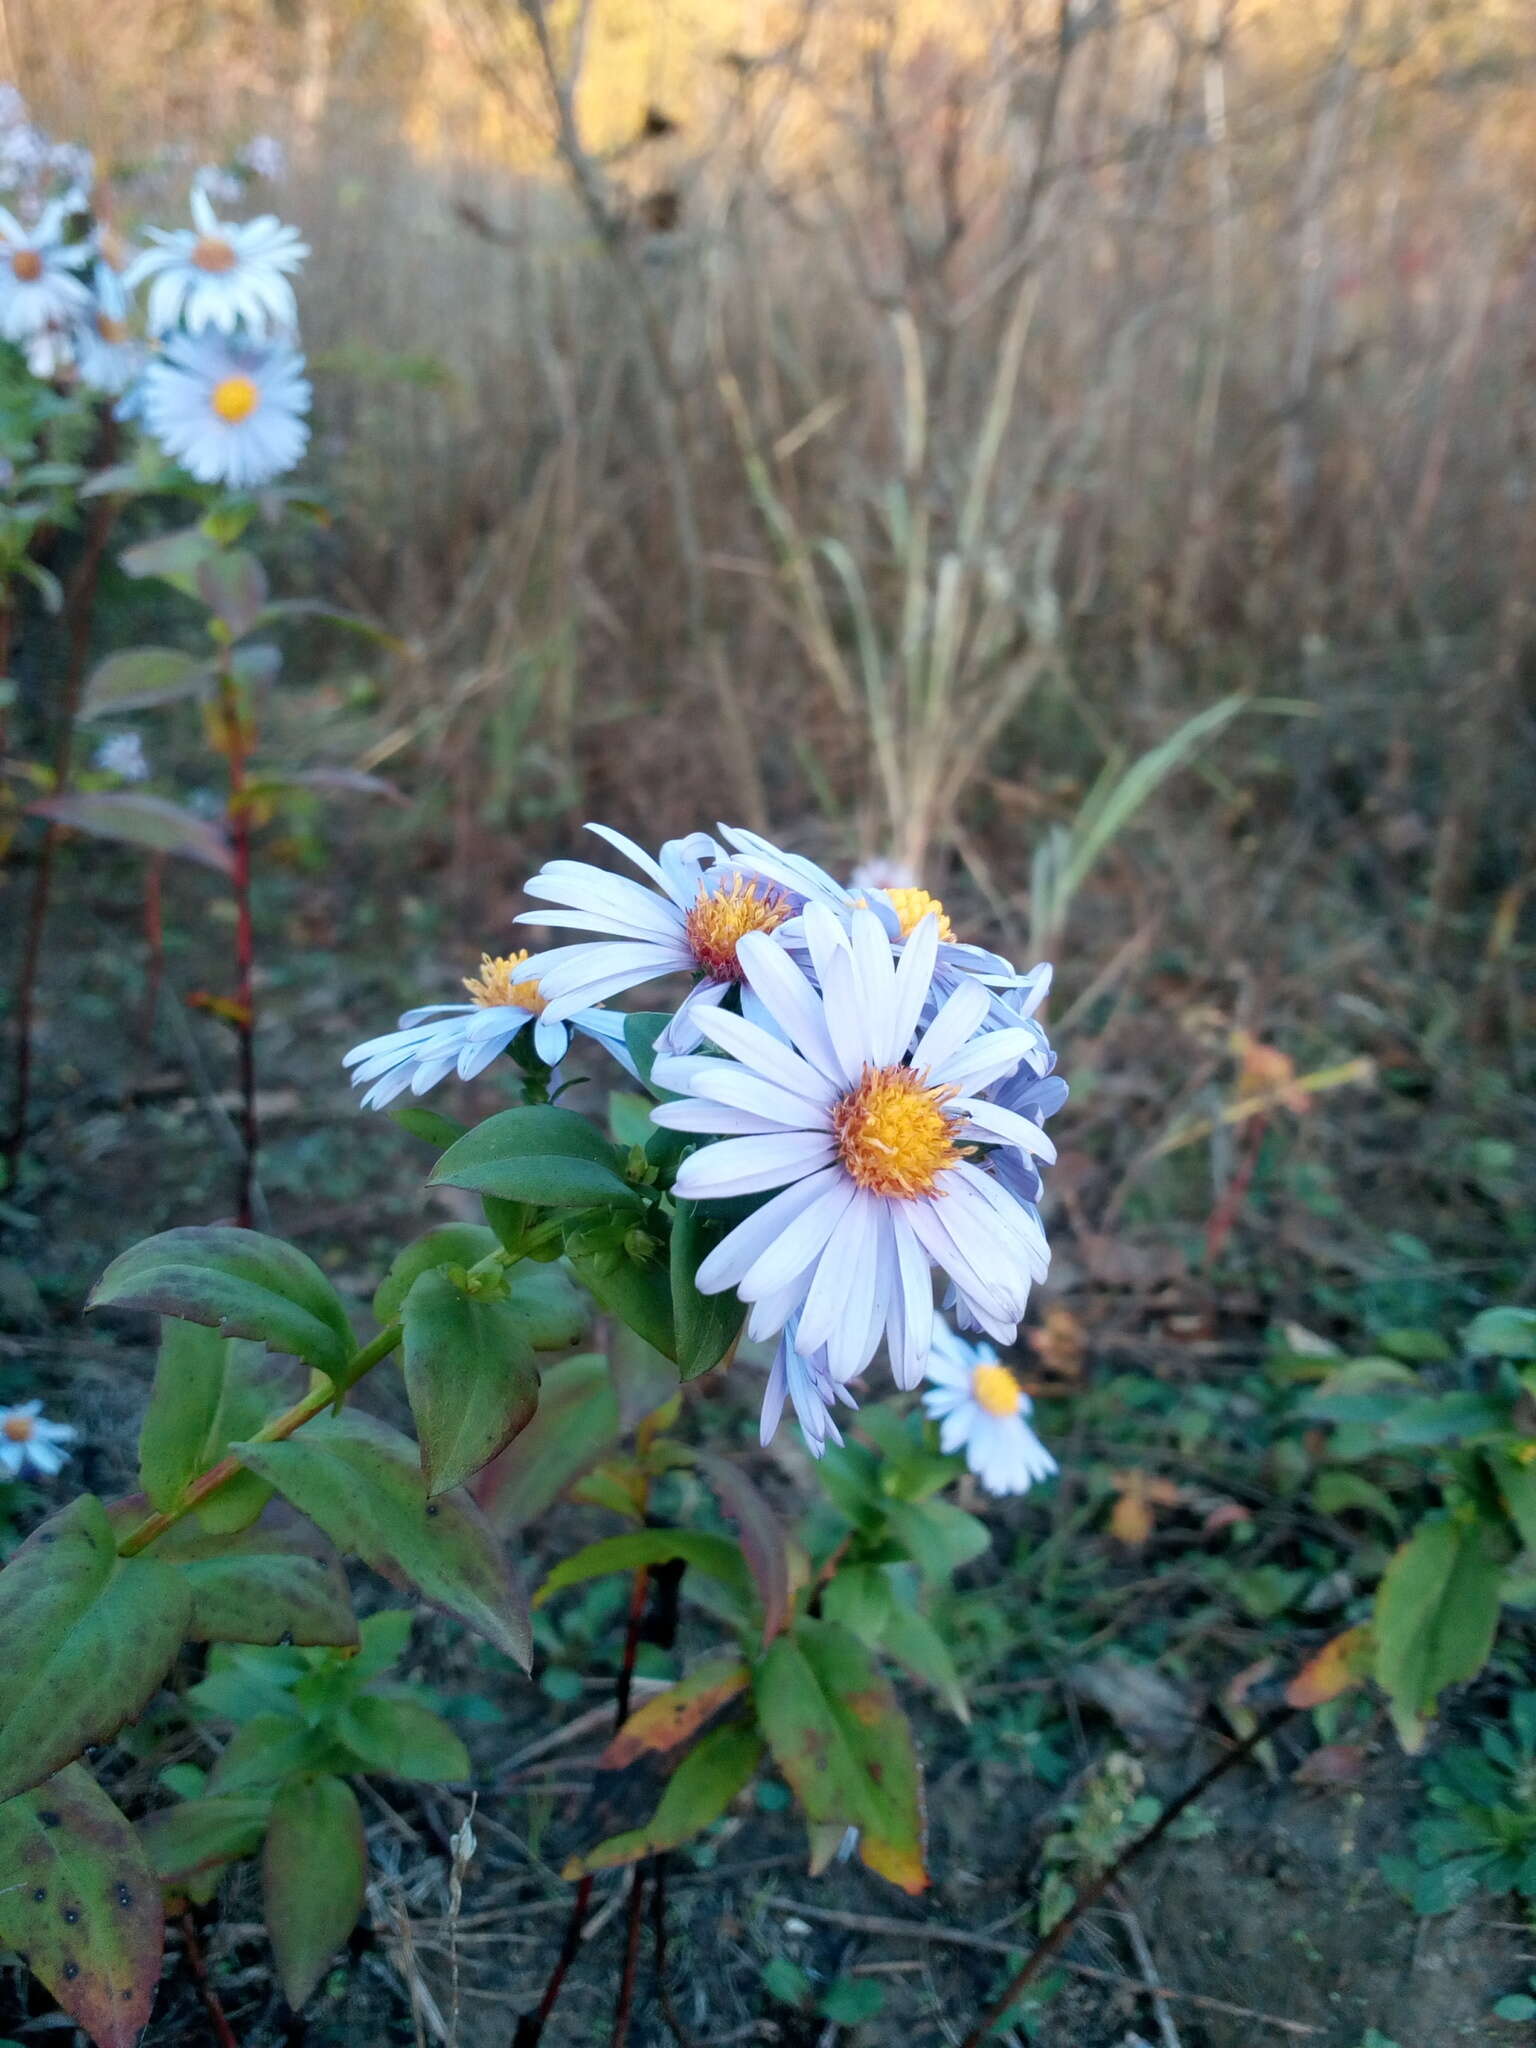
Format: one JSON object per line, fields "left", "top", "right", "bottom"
{"left": 3, "top": 0, "right": 1535, "bottom": 2041}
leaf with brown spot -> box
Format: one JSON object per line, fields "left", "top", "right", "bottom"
{"left": 1286, "top": 1624, "right": 1375, "bottom": 1708}
{"left": 562, "top": 1722, "right": 763, "bottom": 1878}
{"left": 755, "top": 1620, "right": 927, "bottom": 1895}
{"left": 601, "top": 1655, "right": 751, "bottom": 1771}
{"left": 0, "top": 1765, "right": 163, "bottom": 2048}
{"left": 696, "top": 1453, "right": 789, "bottom": 1642}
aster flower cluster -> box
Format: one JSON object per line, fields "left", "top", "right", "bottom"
{"left": 344, "top": 824, "right": 1068, "bottom": 1496}
{"left": 0, "top": 86, "right": 310, "bottom": 489}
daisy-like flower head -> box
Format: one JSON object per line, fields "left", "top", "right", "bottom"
{"left": 650, "top": 903, "right": 1056, "bottom": 1389}
{"left": 126, "top": 185, "right": 307, "bottom": 338}
{"left": 921, "top": 1319, "right": 1056, "bottom": 1497}
{"left": 74, "top": 260, "right": 147, "bottom": 398}
{"left": 974, "top": 973, "right": 1066, "bottom": 1208}
{"left": 0, "top": 1400, "right": 77, "bottom": 1479}
{"left": 0, "top": 199, "right": 90, "bottom": 341}
{"left": 343, "top": 951, "right": 636, "bottom": 1110}
{"left": 760, "top": 1314, "right": 859, "bottom": 1458}
{"left": 518, "top": 825, "right": 833, "bottom": 1054}
{"left": 139, "top": 332, "right": 310, "bottom": 488}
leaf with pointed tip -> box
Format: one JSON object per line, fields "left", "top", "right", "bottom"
{"left": 537, "top": 1530, "right": 751, "bottom": 1608}
{"left": 159, "top": 1516, "right": 359, "bottom": 1648}
{"left": 696, "top": 1454, "right": 788, "bottom": 1643}
{"left": 0, "top": 1765, "right": 163, "bottom": 2048}
{"left": 335, "top": 1696, "right": 469, "bottom": 1782}
{"left": 195, "top": 549, "right": 268, "bottom": 637}
{"left": 877, "top": 1602, "right": 969, "bottom": 1724}
{"left": 139, "top": 1793, "right": 272, "bottom": 1883}
{"left": 562, "top": 1722, "right": 763, "bottom": 1878}
{"left": 138, "top": 1322, "right": 284, "bottom": 1532}
{"left": 371, "top": 1225, "right": 500, "bottom": 1324}
{"left": 755, "top": 1620, "right": 927, "bottom": 1895}
{"left": 430, "top": 1105, "right": 639, "bottom": 1209}
{"left": 263, "top": 1775, "right": 365, "bottom": 2008}
{"left": 0, "top": 1497, "right": 192, "bottom": 1803}
{"left": 601, "top": 1656, "right": 751, "bottom": 1771}
{"left": 236, "top": 1408, "right": 530, "bottom": 1666}
{"left": 402, "top": 1268, "right": 540, "bottom": 1497}
{"left": 81, "top": 645, "right": 205, "bottom": 717}
{"left": 120, "top": 525, "right": 217, "bottom": 594}
{"left": 91, "top": 1228, "right": 355, "bottom": 1391}
{"left": 29, "top": 792, "right": 233, "bottom": 874}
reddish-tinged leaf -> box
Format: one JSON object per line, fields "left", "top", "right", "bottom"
{"left": 29, "top": 791, "right": 233, "bottom": 874}
{"left": 474, "top": 1353, "right": 620, "bottom": 1530}
{"left": 1285, "top": 1625, "right": 1374, "bottom": 1708}
{"left": 0, "top": 1765, "right": 163, "bottom": 2048}
{"left": 262, "top": 1774, "right": 365, "bottom": 2008}
{"left": 755, "top": 1621, "right": 927, "bottom": 1895}
{"left": 697, "top": 1453, "right": 789, "bottom": 1643}
{"left": 0, "top": 1496, "right": 192, "bottom": 1803}
{"left": 401, "top": 1268, "right": 540, "bottom": 1497}
{"left": 156, "top": 1514, "right": 359, "bottom": 1648}
{"left": 563, "top": 1722, "right": 762, "bottom": 1878}
{"left": 601, "top": 1655, "right": 751, "bottom": 1771}
{"left": 1292, "top": 1743, "right": 1367, "bottom": 1786}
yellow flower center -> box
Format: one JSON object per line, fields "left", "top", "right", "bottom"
{"left": 10, "top": 248, "right": 42, "bottom": 283}
{"left": 463, "top": 951, "right": 547, "bottom": 1014}
{"left": 833, "top": 1064, "right": 961, "bottom": 1199}
{"left": 193, "top": 235, "right": 238, "bottom": 273}
{"left": 684, "top": 875, "right": 792, "bottom": 982}
{"left": 2, "top": 1414, "right": 36, "bottom": 1443}
{"left": 96, "top": 313, "right": 129, "bottom": 344}
{"left": 970, "top": 1362, "right": 1024, "bottom": 1418}
{"left": 211, "top": 374, "right": 260, "bottom": 424}
{"left": 883, "top": 887, "right": 955, "bottom": 943}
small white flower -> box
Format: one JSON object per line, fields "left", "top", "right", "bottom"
{"left": 23, "top": 319, "right": 73, "bottom": 378}
{"left": 760, "top": 1314, "right": 858, "bottom": 1457}
{"left": 140, "top": 332, "right": 310, "bottom": 488}
{"left": 849, "top": 856, "right": 918, "bottom": 892}
{"left": 518, "top": 824, "right": 817, "bottom": 1054}
{"left": 126, "top": 185, "right": 307, "bottom": 337}
{"left": 0, "top": 199, "right": 90, "bottom": 341}
{"left": 94, "top": 731, "right": 150, "bottom": 782}
{"left": 240, "top": 135, "right": 286, "bottom": 183}
{"left": 343, "top": 952, "right": 636, "bottom": 1110}
{"left": 194, "top": 165, "right": 245, "bottom": 208}
{"left": 921, "top": 1320, "right": 1056, "bottom": 1497}
{"left": 650, "top": 904, "right": 1054, "bottom": 1386}
{"left": 75, "top": 263, "right": 148, "bottom": 398}
{"left": 0, "top": 1401, "right": 77, "bottom": 1479}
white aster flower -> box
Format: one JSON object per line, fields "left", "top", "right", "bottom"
{"left": 650, "top": 904, "right": 1054, "bottom": 1386}
{"left": 74, "top": 262, "right": 148, "bottom": 398}
{"left": 0, "top": 1400, "right": 77, "bottom": 1479}
{"left": 921, "top": 1319, "right": 1056, "bottom": 1497}
{"left": 94, "top": 730, "right": 150, "bottom": 782}
{"left": 849, "top": 856, "right": 918, "bottom": 891}
{"left": 760, "top": 1314, "right": 858, "bottom": 1457}
{"left": 23, "top": 319, "right": 73, "bottom": 378}
{"left": 343, "top": 951, "right": 636, "bottom": 1110}
{"left": 126, "top": 185, "right": 307, "bottom": 337}
{"left": 0, "top": 199, "right": 90, "bottom": 341}
{"left": 240, "top": 135, "right": 286, "bottom": 183}
{"left": 518, "top": 824, "right": 819, "bottom": 1054}
{"left": 140, "top": 332, "right": 310, "bottom": 488}
{"left": 194, "top": 165, "right": 245, "bottom": 208}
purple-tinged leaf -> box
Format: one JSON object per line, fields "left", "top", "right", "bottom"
{"left": 697, "top": 1452, "right": 789, "bottom": 1643}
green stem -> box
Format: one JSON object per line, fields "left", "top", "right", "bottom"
{"left": 115, "top": 1322, "right": 403, "bottom": 1558}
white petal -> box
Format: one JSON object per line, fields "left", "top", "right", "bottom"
{"left": 911, "top": 979, "right": 989, "bottom": 1076}
{"left": 674, "top": 1130, "right": 835, "bottom": 1198}
{"left": 737, "top": 1172, "right": 857, "bottom": 1301}
{"left": 928, "top": 1027, "right": 1043, "bottom": 1096}
{"left": 693, "top": 1008, "right": 840, "bottom": 1108}
{"left": 693, "top": 1167, "right": 844, "bottom": 1292}
{"left": 736, "top": 931, "right": 844, "bottom": 1081}
{"left": 887, "top": 910, "right": 940, "bottom": 1062}
{"left": 951, "top": 1097, "right": 1058, "bottom": 1164}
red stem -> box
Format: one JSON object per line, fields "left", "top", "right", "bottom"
{"left": 610, "top": 1865, "right": 648, "bottom": 2048}
{"left": 4, "top": 454, "right": 120, "bottom": 1177}
{"left": 179, "top": 1911, "right": 241, "bottom": 2048}
{"left": 1203, "top": 1110, "right": 1268, "bottom": 1268}
{"left": 217, "top": 666, "right": 258, "bottom": 1228}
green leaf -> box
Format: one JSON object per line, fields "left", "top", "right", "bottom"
{"left": 91, "top": 1227, "right": 356, "bottom": 1392}
{"left": 1487, "top": 1450, "right": 1536, "bottom": 1554}
{"left": 139, "top": 1793, "right": 272, "bottom": 1882}
{"left": 821, "top": 1563, "right": 894, "bottom": 1646}
{"left": 755, "top": 1620, "right": 927, "bottom": 1894}
{"left": 563, "top": 1721, "right": 763, "bottom": 1876}
{"left": 0, "top": 1765, "right": 163, "bottom": 2048}
{"left": 505, "top": 1261, "right": 590, "bottom": 1350}
{"left": 762, "top": 1955, "right": 812, "bottom": 2008}
{"left": 160, "top": 1517, "right": 359, "bottom": 1648}
{"left": 609, "top": 1092, "right": 656, "bottom": 1147}
{"left": 1373, "top": 1514, "right": 1506, "bottom": 1733}
{"left": 566, "top": 1244, "right": 675, "bottom": 1356}
{"left": 1494, "top": 1994, "right": 1536, "bottom": 2021}
{"left": 537, "top": 1530, "right": 752, "bottom": 1607}
{"left": 0, "top": 1496, "right": 192, "bottom": 1803}
{"left": 670, "top": 1200, "right": 747, "bottom": 1379}
{"left": 120, "top": 524, "right": 217, "bottom": 594}
{"left": 80, "top": 645, "right": 206, "bottom": 717}
{"left": 885, "top": 1498, "right": 991, "bottom": 1585}
{"left": 1466, "top": 1308, "right": 1536, "bottom": 1362}
{"left": 335, "top": 1696, "right": 470, "bottom": 1782}
{"left": 350, "top": 1608, "right": 415, "bottom": 1681}
{"left": 430, "top": 1106, "right": 639, "bottom": 1209}
{"left": 138, "top": 1322, "right": 281, "bottom": 1529}
{"left": 195, "top": 548, "right": 269, "bottom": 636}
{"left": 623, "top": 1013, "right": 674, "bottom": 1091}
{"left": 402, "top": 1268, "right": 540, "bottom": 1496}
{"left": 372, "top": 1225, "right": 500, "bottom": 1324}
{"left": 1311, "top": 1469, "right": 1402, "bottom": 1531}
{"left": 821, "top": 1977, "right": 885, "bottom": 2023}
{"left": 387, "top": 1104, "right": 467, "bottom": 1151}
{"left": 696, "top": 1452, "right": 789, "bottom": 1642}
{"left": 263, "top": 1775, "right": 366, "bottom": 2008}
{"left": 206, "top": 1716, "right": 324, "bottom": 1794}
{"left": 878, "top": 1602, "right": 970, "bottom": 1723}
{"left": 473, "top": 1352, "right": 620, "bottom": 1530}
{"left": 236, "top": 1408, "right": 530, "bottom": 1666}
{"left": 29, "top": 791, "right": 233, "bottom": 874}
